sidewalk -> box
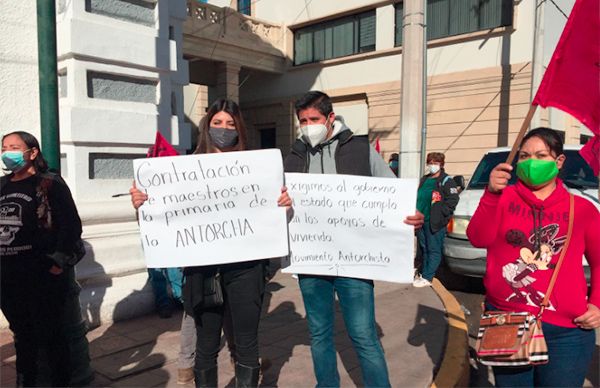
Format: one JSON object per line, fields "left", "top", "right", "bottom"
{"left": 1, "top": 270, "right": 453, "bottom": 387}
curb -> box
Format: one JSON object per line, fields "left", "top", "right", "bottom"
{"left": 430, "top": 278, "right": 470, "bottom": 388}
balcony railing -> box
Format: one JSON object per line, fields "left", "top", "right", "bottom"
{"left": 184, "top": 1, "right": 286, "bottom": 61}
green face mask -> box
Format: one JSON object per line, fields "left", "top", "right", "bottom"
{"left": 516, "top": 158, "right": 559, "bottom": 186}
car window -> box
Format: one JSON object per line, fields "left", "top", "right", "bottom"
{"left": 559, "top": 151, "right": 599, "bottom": 188}
{"left": 468, "top": 152, "right": 516, "bottom": 189}
{"left": 467, "top": 150, "right": 599, "bottom": 190}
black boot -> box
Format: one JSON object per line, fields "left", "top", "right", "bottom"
{"left": 235, "top": 363, "right": 260, "bottom": 388}
{"left": 194, "top": 366, "right": 217, "bottom": 388}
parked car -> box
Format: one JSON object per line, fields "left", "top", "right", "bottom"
{"left": 444, "top": 145, "right": 599, "bottom": 281}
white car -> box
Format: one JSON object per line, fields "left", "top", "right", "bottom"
{"left": 444, "top": 145, "right": 600, "bottom": 281}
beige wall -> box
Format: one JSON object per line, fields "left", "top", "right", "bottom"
{"left": 240, "top": 63, "right": 534, "bottom": 178}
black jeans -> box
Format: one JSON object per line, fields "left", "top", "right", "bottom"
{"left": 1, "top": 263, "right": 71, "bottom": 387}
{"left": 193, "top": 261, "right": 265, "bottom": 370}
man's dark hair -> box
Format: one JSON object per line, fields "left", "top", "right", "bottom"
{"left": 294, "top": 91, "right": 333, "bottom": 118}
{"left": 426, "top": 152, "right": 445, "bottom": 166}
{"left": 520, "top": 127, "right": 564, "bottom": 157}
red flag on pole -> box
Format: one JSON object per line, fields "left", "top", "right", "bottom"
{"left": 532, "top": 0, "right": 600, "bottom": 174}
{"left": 373, "top": 136, "right": 381, "bottom": 153}
{"left": 147, "top": 131, "right": 179, "bottom": 158}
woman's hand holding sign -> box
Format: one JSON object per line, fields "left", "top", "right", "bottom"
{"left": 130, "top": 181, "right": 148, "bottom": 209}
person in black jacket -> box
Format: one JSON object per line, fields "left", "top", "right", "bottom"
{"left": 413, "top": 152, "right": 459, "bottom": 287}
{"left": 1, "top": 131, "right": 84, "bottom": 386}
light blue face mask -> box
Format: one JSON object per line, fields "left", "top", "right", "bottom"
{"left": 1, "top": 150, "right": 28, "bottom": 172}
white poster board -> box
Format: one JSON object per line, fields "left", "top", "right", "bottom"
{"left": 281, "top": 173, "right": 418, "bottom": 283}
{"left": 133, "top": 149, "right": 289, "bottom": 268}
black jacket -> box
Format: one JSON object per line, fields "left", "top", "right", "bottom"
{"left": 283, "top": 129, "right": 372, "bottom": 176}
{"left": 0, "top": 172, "right": 82, "bottom": 270}
{"left": 418, "top": 171, "right": 459, "bottom": 233}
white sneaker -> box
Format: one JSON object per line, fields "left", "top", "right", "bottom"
{"left": 413, "top": 276, "right": 432, "bottom": 288}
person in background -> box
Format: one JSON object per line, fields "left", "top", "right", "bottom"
{"left": 388, "top": 153, "right": 399, "bottom": 176}
{"left": 467, "top": 127, "right": 600, "bottom": 387}
{"left": 413, "top": 152, "right": 459, "bottom": 287}
{"left": 131, "top": 99, "right": 292, "bottom": 388}
{"left": 0, "top": 131, "right": 85, "bottom": 386}
{"left": 148, "top": 267, "right": 182, "bottom": 318}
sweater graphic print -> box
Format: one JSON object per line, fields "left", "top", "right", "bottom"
{"left": 501, "top": 224, "right": 567, "bottom": 309}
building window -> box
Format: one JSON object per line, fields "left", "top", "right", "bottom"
{"left": 294, "top": 10, "right": 376, "bottom": 65}
{"left": 395, "top": 0, "right": 512, "bottom": 46}
{"left": 580, "top": 134, "right": 592, "bottom": 145}
{"left": 58, "top": 70, "right": 67, "bottom": 98}
{"left": 89, "top": 153, "right": 145, "bottom": 179}
{"left": 87, "top": 71, "right": 157, "bottom": 104}
{"left": 238, "top": 0, "right": 251, "bottom": 16}
{"left": 259, "top": 128, "right": 276, "bottom": 149}
{"left": 85, "top": 0, "right": 156, "bottom": 27}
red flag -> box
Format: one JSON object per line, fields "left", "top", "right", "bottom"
{"left": 147, "top": 131, "right": 179, "bottom": 158}
{"left": 373, "top": 136, "right": 381, "bottom": 153}
{"left": 533, "top": 0, "right": 599, "bottom": 132}
{"left": 531, "top": 0, "right": 600, "bottom": 173}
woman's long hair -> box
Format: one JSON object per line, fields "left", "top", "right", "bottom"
{"left": 2, "top": 131, "right": 49, "bottom": 173}
{"left": 194, "top": 99, "right": 248, "bottom": 154}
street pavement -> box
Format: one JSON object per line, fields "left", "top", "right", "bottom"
{"left": 1, "top": 269, "right": 449, "bottom": 387}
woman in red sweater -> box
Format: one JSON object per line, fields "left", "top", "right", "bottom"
{"left": 467, "top": 127, "right": 600, "bottom": 387}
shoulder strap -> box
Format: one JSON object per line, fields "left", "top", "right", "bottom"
{"left": 442, "top": 175, "right": 451, "bottom": 186}
{"left": 539, "top": 193, "right": 574, "bottom": 318}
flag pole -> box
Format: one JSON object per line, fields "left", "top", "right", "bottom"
{"left": 505, "top": 104, "right": 538, "bottom": 164}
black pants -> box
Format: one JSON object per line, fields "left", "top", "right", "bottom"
{"left": 1, "top": 264, "right": 71, "bottom": 387}
{"left": 193, "top": 261, "right": 265, "bottom": 370}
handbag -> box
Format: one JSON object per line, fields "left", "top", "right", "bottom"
{"left": 202, "top": 269, "right": 224, "bottom": 308}
{"left": 476, "top": 193, "right": 574, "bottom": 366}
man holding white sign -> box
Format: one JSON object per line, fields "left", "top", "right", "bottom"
{"left": 283, "top": 91, "right": 424, "bottom": 388}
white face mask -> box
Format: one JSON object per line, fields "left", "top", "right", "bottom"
{"left": 300, "top": 121, "right": 329, "bottom": 148}
{"left": 427, "top": 164, "right": 441, "bottom": 175}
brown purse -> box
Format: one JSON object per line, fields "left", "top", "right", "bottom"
{"left": 476, "top": 193, "right": 574, "bottom": 366}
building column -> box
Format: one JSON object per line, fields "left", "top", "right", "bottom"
{"left": 216, "top": 62, "right": 241, "bottom": 103}
{"left": 399, "top": 0, "right": 425, "bottom": 178}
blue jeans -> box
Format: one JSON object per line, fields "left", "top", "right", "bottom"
{"left": 298, "top": 275, "right": 391, "bottom": 388}
{"left": 148, "top": 267, "right": 184, "bottom": 307}
{"left": 492, "top": 320, "right": 596, "bottom": 387}
{"left": 416, "top": 221, "right": 446, "bottom": 281}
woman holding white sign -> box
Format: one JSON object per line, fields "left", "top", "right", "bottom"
{"left": 131, "top": 99, "right": 292, "bottom": 388}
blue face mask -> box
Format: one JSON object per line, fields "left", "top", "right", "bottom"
{"left": 1, "top": 150, "right": 28, "bottom": 172}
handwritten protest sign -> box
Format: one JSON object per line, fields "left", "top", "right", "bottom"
{"left": 133, "top": 149, "right": 289, "bottom": 268}
{"left": 281, "top": 173, "right": 418, "bottom": 283}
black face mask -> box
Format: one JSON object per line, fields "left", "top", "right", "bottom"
{"left": 209, "top": 127, "right": 239, "bottom": 149}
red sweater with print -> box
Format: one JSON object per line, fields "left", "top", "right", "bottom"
{"left": 466, "top": 179, "right": 600, "bottom": 328}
